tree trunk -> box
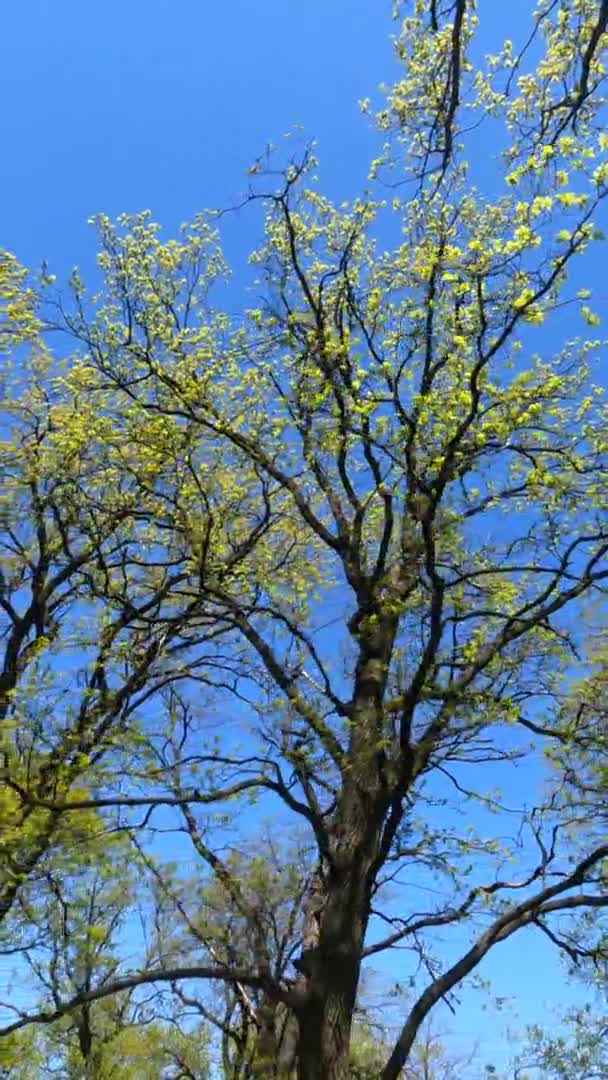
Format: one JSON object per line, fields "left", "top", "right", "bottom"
{"left": 251, "top": 994, "right": 281, "bottom": 1076}
{"left": 295, "top": 949, "right": 360, "bottom": 1080}
{"left": 293, "top": 825, "right": 376, "bottom": 1078}
{"left": 293, "top": 612, "right": 402, "bottom": 1078}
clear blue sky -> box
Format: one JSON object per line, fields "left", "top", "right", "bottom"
{"left": 1, "top": 0, "right": 394, "bottom": 279}
{"left": 1, "top": 1, "right": 602, "bottom": 1073}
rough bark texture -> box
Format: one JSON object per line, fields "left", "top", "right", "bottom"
{"left": 291, "top": 609, "right": 403, "bottom": 1077}
{"left": 293, "top": 760, "right": 390, "bottom": 1075}
{"left": 295, "top": 879, "right": 365, "bottom": 1080}
{"left": 296, "top": 968, "right": 358, "bottom": 1080}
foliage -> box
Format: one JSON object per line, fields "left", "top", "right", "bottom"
{"left": 1, "top": 2, "right": 608, "bottom": 1078}
{"left": 510, "top": 1003, "right": 608, "bottom": 1079}
{"left": 0, "top": 834, "right": 210, "bottom": 1078}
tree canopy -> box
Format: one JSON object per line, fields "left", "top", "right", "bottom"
{"left": 1, "top": 1, "right": 608, "bottom": 1077}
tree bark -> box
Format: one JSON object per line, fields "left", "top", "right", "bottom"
{"left": 293, "top": 608, "right": 402, "bottom": 1078}
{"left": 251, "top": 994, "right": 281, "bottom": 1076}
{"left": 293, "top": 805, "right": 379, "bottom": 1078}
{"left": 295, "top": 949, "right": 360, "bottom": 1080}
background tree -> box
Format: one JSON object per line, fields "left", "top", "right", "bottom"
{"left": 0, "top": 831, "right": 211, "bottom": 1079}
{"left": 1, "top": 2, "right": 608, "bottom": 1078}
{"left": 509, "top": 1002, "right": 608, "bottom": 1079}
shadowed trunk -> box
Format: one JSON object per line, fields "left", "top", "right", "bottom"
{"left": 292, "top": 611, "right": 403, "bottom": 1077}
{"left": 293, "top": 801, "right": 384, "bottom": 1077}
{"left": 295, "top": 951, "right": 360, "bottom": 1080}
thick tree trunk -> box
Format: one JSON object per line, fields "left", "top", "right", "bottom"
{"left": 295, "top": 951, "right": 360, "bottom": 1080}
{"left": 292, "top": 821, "right": 377, "bottom": 1078}
{"left": 292, "top": 609, "right": 404, "bottom": 1078}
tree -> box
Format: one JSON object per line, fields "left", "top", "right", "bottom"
{"left": 0, "top": 1007, "right": 211, "bottom": 1080}
{"left": 348, "top": 1018, "right": 476, "bottom": 1080}
{"left": 2, "top": 1, "right": 608, "bottom": 1077}
{"left": 0, "top": 347, "right": 206, "bottom": 929}
{"left": 504, "top": 647, "right": 608, "bottom": 1079}
{"left": 0, "top": 832, "right": 210, "bottom": 1079}
{"left": 510, "top": 1004, "right": 608, "bottom": 1080}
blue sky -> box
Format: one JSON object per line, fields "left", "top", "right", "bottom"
{"left": 1, "top": 0, "right": 605, "bottom": 1073}
{"left": 1, "top": 0, "right": 392, "bottom": 279}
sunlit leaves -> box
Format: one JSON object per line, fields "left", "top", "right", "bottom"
{"left": 1, "top": 4, "right": 608, "bottom": 1075}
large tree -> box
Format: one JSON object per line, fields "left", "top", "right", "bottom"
{"left": 1, "top": 1, "right": 608, "bottom": 1077}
